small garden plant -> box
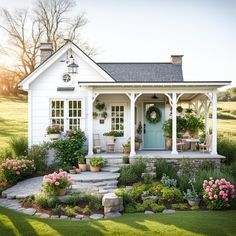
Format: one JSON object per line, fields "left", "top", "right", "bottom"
{"left": 0, "top": 158, "right": 35, "bottom": 184}
{"left": 42, "top": 171, "right": 72, "bottom": 196}
{"left": 203, "top": 177, "right": 235, "bottom": 210}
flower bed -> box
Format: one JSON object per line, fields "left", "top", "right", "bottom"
{"left": 42, "top": 171, "right": 72, "bottom": 196}
{"left": 203, "top": 177, "right": 235, "bottom": 209}
{"left": 0, "top": 158, "right": 35, "bottom": 184}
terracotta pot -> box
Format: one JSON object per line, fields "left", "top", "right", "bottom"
{"left": 165, "top": 137, "right": 172, "bottom": 150}
{"left": 188, "top": 199, "right": 200, "bottom": 206}
{"left": 57, "top": 188, "right": 67, "bottom": 196}
{"left": 79, "top": 164, "right": 87, "bottom": 172}
{"left": 75, "top": 168, "right": 81, "bottom": 174}
{"left": 47, "top": 133, "right": 60, "bottom": 140}
{"left": 135, "top": 142, "right": 140, "bottom": 150}
{"left": 69, "top": 169, "right": 76, "bottom": 174}
{"left": 123, "top": 147, "right": 130, "bottom": 154}
{"left": 90, "top": 165, "right": 101, "bottom": 172}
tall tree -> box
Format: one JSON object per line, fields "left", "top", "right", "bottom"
{"left": 0, "top": 0, "right": 95, "bottom": 81}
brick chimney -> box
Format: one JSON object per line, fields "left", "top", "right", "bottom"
{"left": 40, "top": 42, "right": 53, "bottom": 63}
{"left": 171, "top": 55, "right": 183, "bottom": 65}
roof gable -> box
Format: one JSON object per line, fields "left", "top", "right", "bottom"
{"left": 19, "top": 41, "right": 115, "bottom": 90}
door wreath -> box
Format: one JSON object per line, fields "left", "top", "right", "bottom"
{"left": 146, "top": 106, "right": 161, "bottom": 124}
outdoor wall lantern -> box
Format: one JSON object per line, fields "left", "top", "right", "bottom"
{"left": 67, "top": 54, "right": 79, "bottom": 74}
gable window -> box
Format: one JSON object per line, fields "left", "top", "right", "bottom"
{"left": 50, "top": 99, "right": 82, "bottom": 131}
{"left": 111, "top": 105, "right": 124, "bottom": 134}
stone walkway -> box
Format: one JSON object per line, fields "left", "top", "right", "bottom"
{"left": 2, "top": 177, "right": 43, "bottom": 199}
{"left": 1, "top": 172, "right": 120, "bottom": 199}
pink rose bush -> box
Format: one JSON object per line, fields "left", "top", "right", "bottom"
{"left": 42, "top": 171, "right": 72, "bottom": 195}
{"left": 0, "top": 158, "right": 35, "bottom": 184}
{"left": 203, "top": 177, "right": 235, "bottom": 210}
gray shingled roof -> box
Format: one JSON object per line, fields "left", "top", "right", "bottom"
{"left": 98, "top": 63, "right": 183, "bottom": 82}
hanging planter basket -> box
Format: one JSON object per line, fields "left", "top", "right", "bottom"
{"left": 146, "top": 106, "right": 162, "bottom": 124}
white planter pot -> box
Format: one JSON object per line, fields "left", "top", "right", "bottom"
{"left": 47, "top": 133, "right": 61, "bottom": 140}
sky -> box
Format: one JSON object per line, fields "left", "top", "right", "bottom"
{"left": 0, "top": 0, "right": 235, "bottom": 88}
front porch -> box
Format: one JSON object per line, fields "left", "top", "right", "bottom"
{"left": 85, "top": 87, "right": 219, "bottom": 158}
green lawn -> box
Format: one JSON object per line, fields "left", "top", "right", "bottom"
{"left": 0, "top": 207, "right": 236, "bottom": 236}
{"left": 0, "top": 96, "right": 27, "bottom": 151}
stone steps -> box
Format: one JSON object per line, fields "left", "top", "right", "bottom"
{"left": 101, "top": 166, "right": 120, "bottom": 173}
{"left": 69, "top": 172, "right": 119, "bottom": 183}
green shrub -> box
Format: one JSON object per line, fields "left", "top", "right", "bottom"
{"left": 142, "top": 198, "right": 156, "bottom": 208}
{"left": 194, "top": 169, "right": 235, "bottom": 194}
{"left": 177, "top": 174, "right": 192, "bottom": 192}
{"left": 115, "top": 188, "right": 135, "bottom": 205}
{"left": 73, "top": 206, "right": 81, "bottom": 213}
{"left": 149, "top": 182, "right": 164, "bottom": 196}
{"left": 119, "top": 159, "right": 146, "bottom": 185}
{"left": 161, "top": 174, "right": 177, "bottom": 187}
{"left": 82, "top": 205, "right": 91, "bottom": 215}
{"left": 129, "top": 183, "right": 146, "bottom": 200}
{"left": 171, "top": 203, "right": 188, "bottom": 210}
{"left": 27, "top": 144, "right": 49, "bottom": 174}
{"left": 64, "top": 192, "right": 80, "bottom": 206}
{"left": 136, "top": 203, "right": 146, "bottom": 212}
{"left": 190, "top": 205, "right": 199, "bottom": 210}
{"left": 8, "top": 136, "right": 28, "bottom": 157}
{"left": 119, "top": 166, "right": 138, "bottom": 185}
{"left": 0, "top": 158, "right": 35, "bottom": 184}
{"left": 35, "top": 194, "right": 58, "bottom": 209}
{"left": 161, "top": 187, "right": 182, "bottom": 202}
{"left": 51, "top": 205, "right": 61, "bottom": 215}
{"left": 150, "top": 203, "right": 165, "bottom": 213}
{"left": 124, "top": 203, "right": 137, "bottom": 213}
{"left": 35, "top": 194, "right": 49, "bottom": 209}
{"left": 89, "top": 157, "right": 106, "bottom": 167}
{"left": 199, "top": 160, "right": 215, "bottom": 171}
{"left": 133, "top": 158, "right": 146, "bottom": 175}
{"left": 218, "top": 135, "right": 236, "bottom": 164}
{"left": 50, "top": 129, "right": 86, "bottom": 167}
{"left": 221, "top": 162, "right": 236, "bottom": 179}
{"left": 83, "top": 194, "right": 102, "bottom": 210}
{"left": 143, "top": 173, "right": 153, "bottom": 185}
{"left": 65, "top": 207, "right": 76, "bottom": 217}
{"left": 155, "top": 160, "right": 177, "bottom": 180}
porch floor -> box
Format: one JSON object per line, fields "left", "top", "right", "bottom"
{"left": 87, "top": 150, "right": 224, "bottom": 159}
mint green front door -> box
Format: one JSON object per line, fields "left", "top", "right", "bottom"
{"left": 143, "top": 102, "right": 165, "bottom": 149}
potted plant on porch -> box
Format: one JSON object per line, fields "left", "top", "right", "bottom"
{"left": 46, "top": 124, "right": 61, "bottom": 140}
{"left": 76, "top": 152, "right": 87, "bottom": 172}
{"left": 162, "top": 119, "right": 172, "bottom": 150}
{"left": 135, "top": 136, "right": 142, "bottom": 150}
{"left": 122, "top": 142, "right": 130, "bottom": 154}
{"left": 89, "top": 157, "right": 106, "bottom": 172}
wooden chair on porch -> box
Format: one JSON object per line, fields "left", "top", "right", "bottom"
{"left": 176, "top": 138, "right": 185, "bottom": 152}
{"left": 105, "top": 136, "right": 115, "bottom": 153}
{"left": 93, "top": 134, "right": 102, "bottom": 153}
{"left": 199, "top": 134, "right": 212, "bottom": 153}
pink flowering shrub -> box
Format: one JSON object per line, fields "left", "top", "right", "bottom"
{"left": 43, "top": 171, "right": 72, "bottom": 195}
{"left": 0, "top": 158, "right": 35, "bottom": 184}
{"left": 203, "top": 177, "right": 235, "bottom": 210}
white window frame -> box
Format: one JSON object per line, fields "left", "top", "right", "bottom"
{"left": 49, "top": 98, "right": 83, "bottom": 132}
{"left": 110, "top": 103, "right": 125, "bottom": 136}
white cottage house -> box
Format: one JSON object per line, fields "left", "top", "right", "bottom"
{"left": 19, "top": 40, "right": 230, "bottom": 159}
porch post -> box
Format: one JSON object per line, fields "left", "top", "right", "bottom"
{"left": 171, "top": 92, "right": 178, "bottom": 154}
{"left": 211, "top": 91, "right": 217, "bottom": 155}
{"left": 204, "top": 100, "right": 210, "bottom": 135}
{"left": 88, "top": 88, "right": 94, "bottom": 156}
{"left": 130, "top": 93, "right": 136, "bottom": 156}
